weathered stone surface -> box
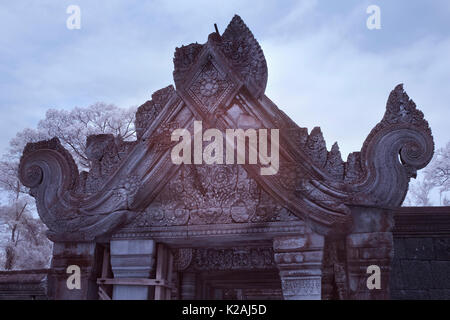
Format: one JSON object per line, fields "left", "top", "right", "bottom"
{"left": 281, "top": 277, "right": 321, "bottom": 300}
{"left": 48, "top": 242, "right": 98, "bottom": 300}
{"left": 124, "top": 165, "right": 298, "bottom": 229}
{"left": 325, "top": 142, "right": 344, "bottom": 180}
{"left": 348, "top": 206, "right": 394, "bottom": 234}
{"left": 400, "top": 260, "right": 433, "bottom": 290}
{"left": 347, "top": 232, "right": 393, "bottom": 248}
{"left": 191, "top": 247, "right": 275, "bottom": 271}
{"left": 110, "top": 239, "right": 156, "bottom": 300}
{"left": 18, "top": 16, "right": 435, "bottom": 241}
{"left": 391, "top": 289, "right": 430, "bottom": 300}
{"left": 430, "top": 261, "right": 450, "bottom": 289}
{"left": 180, "top": 272, "right": 196, "bottom": 300}
{"left": 389, "top": 258, "right": 404, "bottom": 291}
{"left": 345, "top": 206, "right": 393, "bottom": 300}
{"left": 393, "top": 238, "right": 406, "bottom": 259}
{"left": 135, "top": 85, "right": 176, "bottom": 139}
{"left": 390, "top": 207, "right": 450, "bottom": 300}
{"left": 0, "top": 270, "right": 49, "bottom": 300}
{"left": 274, "top": 232, "right": 324, "bottom": 300}
{"left": 394, "top": 207, "right": 450, "bottom": 237}
{"left": 403, "top": 238, "right": 435, "bottom": 260}
{"left": 390, "top": 208, "right": 450, "bottom": 300}
{"left": 305, "top": 127, "right": 327, "bottom": 168}
{"left": 15, "top": 14, "right": 437, "bottom": 300}
{"left": 173, "top": 248, "right": 193, "bottom": 272}
{"left": 359, "top": 247, "right": 393, "bottom": 260}
{"left": 428, "top": 289, "right": 450, "bottom": 300}
{"left": 273, "top": 236, "right": 307, "bottom": 252}
{"left": 434, "top": 238, "right": 450, "bottom": 260}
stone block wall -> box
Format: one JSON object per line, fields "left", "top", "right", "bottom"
{"left": 0, "top": 269, "right": 48, "bottom": 300}
{"left": 391, "top": 207, "right": 450, "bottom": 299}
{"left": 1, "top": 207, "right": 449, "bottom": 300}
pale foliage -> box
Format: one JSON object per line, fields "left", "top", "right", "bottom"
{"left": 9, "top": 102, "right": 136, "bottom": 169}
{"left": 426, "top": 142, "right": 450, "bottom": 194}
{"left": 405, "top": 142, "right": 450, "bottom": 206}
{"left": 0, "top": 200, "right": 52, "bottom": 270}
{"left": 0, "top": 102, "right": 137, "bottom": 270}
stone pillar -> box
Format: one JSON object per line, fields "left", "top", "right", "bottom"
{"left": 346, "top": 206, "right": 394, "bottom": 300}
{"left": 273, "top": 230, "right": 324, "bottom": 300}
{"left": 181, "top": 272, "right": 196, "bottom": 300}
{"left": 110, "top": 239, "right": 156, "bottom": 300}
{"left": 48, "top": 242, "right": 98, "bottom": 300}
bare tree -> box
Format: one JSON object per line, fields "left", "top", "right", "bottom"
{"left": 425, "top": 142, "right": 450, "bottom": 202}
{"left": 0, "top": 102, "right": 137, "bottom": 270}
{"left": 405, "top": 142, "right": 450, "bottom": 206}
{"left": 9, "top": 102, "right": 136, "bottom": 169}
{"left": 0, "top": 200, "right": 52, "bottom": 270}
{"left": 405, "top": 175, "right": 434, "bottom": 206}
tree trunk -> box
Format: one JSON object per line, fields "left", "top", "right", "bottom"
{"left": 4, "top": 245, "right": 15, "bottom": 270}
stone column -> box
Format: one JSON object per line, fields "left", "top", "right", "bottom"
{"left": 346, "top": 206, "right": 394, "bottom": 300}
{"left": 273, "top": 229, "right": 325, "bottom": 300}
{"left": 110, "top": 239, "right": 156, "bottom": 300}
{"left": 48, "top": 242, "right": 98, "bottom": 300}
{"left": 181, "top": 272, "right": 197, "bottom": 300}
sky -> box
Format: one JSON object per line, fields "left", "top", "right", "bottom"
{"left": 1, "top": 0, "right": 449, "bottom": 162}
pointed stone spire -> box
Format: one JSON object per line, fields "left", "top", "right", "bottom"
{"left": 325, "top": 142, "right": 344, "bottom": 180}
{"left": 306, "top": 127, "right": 327, "bottom": 168}
{"left": 382, "top": 84, "right": 432, "bottom": 136}
{"left": 344, "top": 152, "right": 362, "bottom": 183}
{"left": 218, "top": 15, "right": 268, "bottom": 98}
{"left": 135, "top": 85, "right": 175, "bottom": 139}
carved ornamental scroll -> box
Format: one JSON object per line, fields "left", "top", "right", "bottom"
{"left": 19, "top": 15, "right": 434, "bottom": 241}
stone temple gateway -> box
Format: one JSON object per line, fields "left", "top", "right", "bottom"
{"left": 17, "top": 15, "right": 434, "bottom": 300}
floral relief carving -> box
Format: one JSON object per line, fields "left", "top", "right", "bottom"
{"left": 127, "top": 164, "right": 297, "bottom": 228}
{"left": 191, "top": 247, "right": 275, "bottom": 271}
{"left": 188, "top": 60, "right": 233, "bottom": 113}
{"left": 18, "top": 15, "right": 434, "bottom": 243}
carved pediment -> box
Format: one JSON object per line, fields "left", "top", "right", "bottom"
{"left": 19, "top": 15, "right": 434, "bottom": 241}
{"left": 125, "top": 164, "right": 297, "bottom": 229}
{"left": 174, "top": 15, "right": 267, "bottom": 101}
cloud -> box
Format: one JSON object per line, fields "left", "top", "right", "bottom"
{"left": 0, "top": 0, "right": 449, "bottom": 163}
{"left": 262, "top": 1, "right": 450, "bottom": 158}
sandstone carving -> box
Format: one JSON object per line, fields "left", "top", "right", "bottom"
{"left": 19, "top": 15, "right": 434, "bottom": 242}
